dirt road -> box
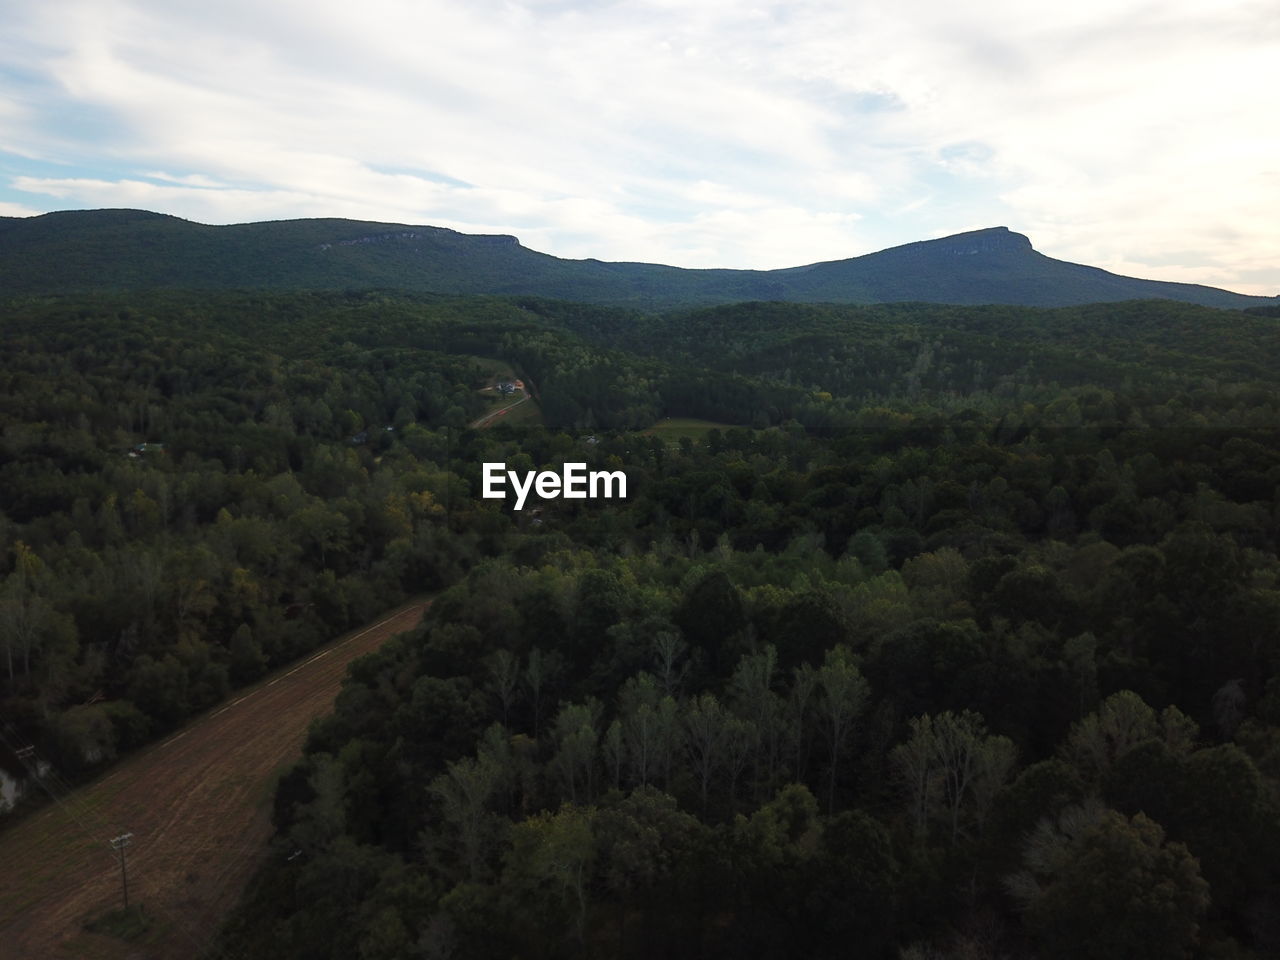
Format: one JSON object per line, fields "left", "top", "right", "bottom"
{"left": 469, "top": 393, "right": 530, "bottom": 428}
{"left": 0, "top": 598, "right": 428, "bottom": 960}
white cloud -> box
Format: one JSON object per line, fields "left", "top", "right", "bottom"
{"left": 0, "top": 200, "right": 42, "bottom": 217}
{"left": 0, "top": 0, "right": 1276, "bottom": 291}
{"left": 142, "top": 171, "right": 228, "bottom": 188}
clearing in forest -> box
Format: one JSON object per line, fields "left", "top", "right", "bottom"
{"left": 469, "top": 356, "right": 543, "bottom": 428}
{"left": 0, "top": 598, "right": 428, "bottom": 960}
{"left": 641, "top": 417, "right": 740, "bottom": 442}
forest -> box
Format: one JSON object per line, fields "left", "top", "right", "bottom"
{"left": 2, "top": 289, "right": 1279, "bottom": 958}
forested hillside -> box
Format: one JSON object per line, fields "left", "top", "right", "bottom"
{"left": 3, "top": 291, "right": 1280, "bottom": 958}
{"left": 0, "top": 292, "right": 505, "bottom": 781}
{"left": 2, "top": 210, "right": 1273, "bottom": 309}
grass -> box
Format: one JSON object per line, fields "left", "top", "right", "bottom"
{"left": 469, "top": 355, "right": 543, "bottom": 426}
{"left": 0, "top": 779, "right": 129, "bottom": 917}
{"left": 493, "top": 397, "right": 543, "bottom": 426}
{"left": 640, "top": 417, "right": 740, "bottom": 442}
{"left": 83, "top": 904, "right": 157, "bottom": 943}
{"left": 477, "top": 389, "right": 522, "bottom": 412}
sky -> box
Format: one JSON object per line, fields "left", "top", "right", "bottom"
{"left": 1, "top": 0, "right": 1277, "bottom": 295}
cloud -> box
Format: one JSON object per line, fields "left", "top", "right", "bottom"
{"left": 0, "top": 200, "right": 42, "bottom": 217}
{"left": 142, "top": 171, "right": 228, "bottom": 188}
{"left": 0, "top": 0, "right": 1276, "bottom": 290}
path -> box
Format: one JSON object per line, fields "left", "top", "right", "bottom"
{"left": 0, "top": 598, "right": 429, "bottom": 960}
{"left": 469, "top": 393, "right": 530, "bottom": 428}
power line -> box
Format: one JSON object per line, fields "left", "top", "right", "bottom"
{"left": 0, "top": 723, "right": 245, "bottom": 960}
{"left": 110, "top": 832, "right": 133, "bottom": 910}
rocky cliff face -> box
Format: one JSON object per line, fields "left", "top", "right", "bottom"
{"left": 926, "top": 226, "right": 1033, "bottom": 256}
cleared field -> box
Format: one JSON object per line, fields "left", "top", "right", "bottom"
{"left": 641, "top": 417, "right": 740, "bottom": 442}
{"left": 0, "top": 598, "right": 429, "bottom": 960}
{"left": 469, "top": 394, "right": 542, "bottom": 428}
{"left": 468, "top": 356, "right": 543, "bottom": 428}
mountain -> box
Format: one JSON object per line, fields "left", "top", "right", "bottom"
{"left": 0, "top": 208, "right": 1272, "bottom": 310}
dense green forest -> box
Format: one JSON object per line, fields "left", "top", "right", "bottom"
{"left": 2, "top": 290, "right": 1280, "bottom": 958}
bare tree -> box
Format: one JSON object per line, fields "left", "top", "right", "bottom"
{"left": 486, "top": 649, "right": 520, "bottom": 727}
{"left": 429, "top": 751, "right": 503, "bottom": 881}
{"left": 551, "top": 702, "right": 600, "bottom": 804}
{"left": 786, "top": 662, "right": 818, "bottom": 781}
{"left": 524, "top": 647, "right": 549, "bottom": 739}
{"left": 0, "top": 543, "right": 51, "bottom": 680}
{"left": 684, "top": 692, "right": 729, "bottom": 811}
{"left": 892, "top": 710, "right": 1016, "bottom": 845}
{"left": 814, "top": 645, "right": 869, "bottom": 813}
{"left": 725, "top": 714, "right": 756, "bottom": 807}
{"left": 652, "top": 631, "right": 689, "bottom": 698}
{"left": 602, "top": 718, "right": 625, "bottom": 792}
{"left": 729, "top": 645, "right": 783, "bottom": 800}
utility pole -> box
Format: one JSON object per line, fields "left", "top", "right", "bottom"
{"left": 110, "top": 833, "right": 133, "bottom": 910}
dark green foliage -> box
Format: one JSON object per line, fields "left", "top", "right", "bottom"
{"left": 82, "top": 905, "right": 153, "bottom": 942}
{"left": 673, "top": 570, "right": 746, "bottom": 674}
{"left": 0, "top": 291, "right": 505, "bottom": 780}
{"left": 1016, "top": 808, "right": 1210, "bottom": 960}
{"left": 4, "top": 284, "right": 1280, "bottom": 958}
{"left": 809, "top": 809, "right": 900, "bottom": 956}
{"left": 1, "top": 212, "right": 1269, "bottom": 309}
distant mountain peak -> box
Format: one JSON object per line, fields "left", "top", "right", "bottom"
{"left": 913, "top": 226, "right": 1033, "bottom": 255}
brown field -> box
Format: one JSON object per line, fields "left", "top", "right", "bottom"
{"left": 0, "top": 598, "right": 429, "bottom": 960}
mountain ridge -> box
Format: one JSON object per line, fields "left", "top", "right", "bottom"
{"left": 0, "top": 209, "right": 1272, "bottom": 311}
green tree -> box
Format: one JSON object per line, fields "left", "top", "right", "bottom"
{"left": 674, "top": 570, "right": 747, "bottom": 671}
{"left": 506, "top": 804, "right": 597, "bottom": 946}
{"left": 594, "top": 787, "right": 703, "bottom": 954}
{"left": 229, "top": 623, "right": 268, "bottom": 684}
{"left": 1007, "top": 803, "right": 1210, "bottom": 960}
{"left": 810, "top": 809, "right": 899, "bottom": 957}
{"left": 429, "top": 750, "right": 504, "bottom": 881}
{"left": 1064, "top": 689, "right": 1196, "bottom": 783}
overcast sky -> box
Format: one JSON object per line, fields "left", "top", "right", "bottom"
{"left": 1, "top": 0, "right": 1276, "bottom": 294}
